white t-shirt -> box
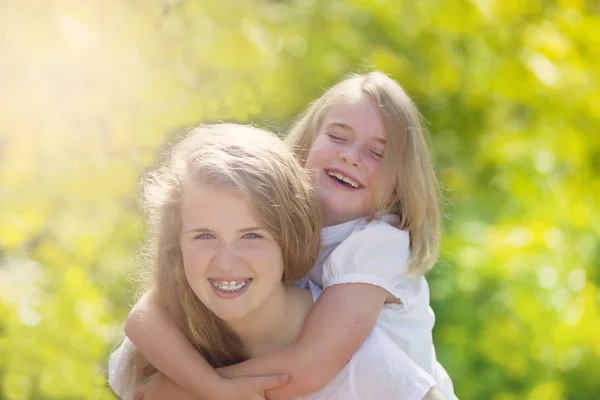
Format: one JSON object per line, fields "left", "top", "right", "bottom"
{"left": 107, "top": 282, "right": 436, "bottom": 400}
{"left": 303, "top": 215, "right": 458, "bottom": 400}
{"left": 108, "top": 337, "right": 135, "bottom": 399}
{"left": 299, "top": 281, "right": 436, "bottom": 400}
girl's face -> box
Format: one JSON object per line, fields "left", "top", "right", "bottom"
{"left": 179, "top": 183, "right": 286, "bottom": 323}
{"left": 305, "top": 95, "right": 387, "bottom": 226}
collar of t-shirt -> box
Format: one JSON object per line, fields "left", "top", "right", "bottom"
{"left": 320, "top": 214, "right": 400, "bottom": 247}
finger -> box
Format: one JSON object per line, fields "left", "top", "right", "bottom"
{"left": 132, "top": 384, "right": 148, "bottom": 400}
{"left": 252, "top": 374, "right": 290, "bottom": 391}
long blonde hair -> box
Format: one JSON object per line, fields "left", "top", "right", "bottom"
{"left": 125, "top": 124, "right": 322, "bottom": 387}
{"left": 286, "top": 71, "right": 441, "bottom": 275}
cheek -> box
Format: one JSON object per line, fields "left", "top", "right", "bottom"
{"left": 181, "top": 244, "right": 210, "bottom": 274}
{"left": 304, "top": 150, "right": 318, "bottom": 170}
{"left": 364, "top": 159, "right": 382, "bottom": 181}
{"left": 305, "top": 138, "right": 332, "bottom": 168}
{"left": 252, "top": 245, "right": 285, "bottom": 280}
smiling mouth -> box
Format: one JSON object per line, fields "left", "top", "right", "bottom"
{"left": 209, "top": 279, "right": 252, "bottom": 292}
{"left": 326, "top": 170, "right": 361, "bottom": 189}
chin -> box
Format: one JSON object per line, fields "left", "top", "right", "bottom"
{"left": 324, "top": 206, "right": 363, "bottom": 224}
{"left": 212, "top": 308, "right": 251, "bottom": 322}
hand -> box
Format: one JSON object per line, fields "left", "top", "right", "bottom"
{"left": 216, "top": 374, "right": 290, "bottom": 400}
{"left": 132, "top": 373, "right": 289, "bottom": 400}
{"left": 132, "top": 373, "right": 197, "bottom": 400}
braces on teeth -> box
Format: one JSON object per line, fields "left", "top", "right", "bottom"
{"left": 211, "top": 279, "right": 250, "bottom": 292}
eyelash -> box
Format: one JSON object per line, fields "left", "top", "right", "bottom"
{"left": 195, "top": 233, "right": 263, "bottom": 240}
{"left": 242, "top": 233, "right": 262, "bottom": 239}
{"left": 195, "top": 233, "right": 215, "bottom": 240}
{"left": 328, "top": 134, "right": 383, "bottom": 158}
{"left": 327, "top": 133, "right": 345, "bottom": 141}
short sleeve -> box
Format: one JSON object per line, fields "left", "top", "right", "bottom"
{"left": 323, "top": 221, "right": 421, "bottom": 307}
{"left": 108, "top": 337, "right": 136, "bottom": 399}
{"left": 349, "top": 327, "right": 436, "bottom": 400}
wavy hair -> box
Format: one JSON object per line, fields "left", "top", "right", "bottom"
{"left": 124, "top": 123, "right": 322, "bottom": 388}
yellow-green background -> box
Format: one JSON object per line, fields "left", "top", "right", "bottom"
{"left": 1, "top": 0, "right": 599, "bottom": 399}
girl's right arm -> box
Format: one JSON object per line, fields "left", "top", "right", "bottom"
{"left": 124, "top": 293, "right": 222, "bottom": 397}
{"left": 124, "top": 293, "right": 288, "bottom": 399}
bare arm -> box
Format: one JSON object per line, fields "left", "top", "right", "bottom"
{"left": 132, "top": 372, "right": 289, "bottom": 400}
{"left": 125, "top": 293, "right": 288, "bottom": 399}
{"left": 124, "top": 293, "right": 223, "bottom": 397}
{"left": 219, "top": 283, "right": 389, "bottom": 400}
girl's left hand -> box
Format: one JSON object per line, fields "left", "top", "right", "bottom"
{"left": 132, "top": 373, "right": 200, "bottom": 400}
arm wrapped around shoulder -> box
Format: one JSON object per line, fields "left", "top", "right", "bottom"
{"left": 323, "top": 221, "right": 423, "bottom": 308}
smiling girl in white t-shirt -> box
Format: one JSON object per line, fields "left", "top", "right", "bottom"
{"left": 112, "top": 72, "right": 458, "bottom": 400}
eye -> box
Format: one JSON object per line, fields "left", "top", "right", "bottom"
{"left": 242, "top": 232, "right": 263, "bottom": 239}
{"left": 327, "top": 133, "right": 346, "bottom": 141}
{"left": 194, "top": 233, "right": 215, "bottom": 240}
{"left": 370, "top": 150, "right": 384, "bottom": 159}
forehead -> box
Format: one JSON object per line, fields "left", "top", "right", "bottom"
{"left": 321, "top": 95, "right": 386, "bottom": 141}
{"left": 180, "top": 183, "right": 260, "bottom": 228}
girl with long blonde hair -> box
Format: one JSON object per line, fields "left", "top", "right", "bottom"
{"left": 112, "top": 71, "right": 457, "bottom": 400}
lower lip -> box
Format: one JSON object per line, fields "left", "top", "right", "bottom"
{"left": 325, "top": 171, "right": 361, "bottom": 191}
{"left": 209, "top": 280, "right": 252, "bottom": 299}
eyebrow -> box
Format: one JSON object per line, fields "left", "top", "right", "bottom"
{"left": 239, "top": 227, "right": 264, "bottom": 233}
{"left": 328, "top": 122, "right": 354, "bottom": 131}
{"left": 327, "top": 122, "right": 387, "bottom": 145}
{"left": 184, "top": 227, "right": 264, "bottom": 234}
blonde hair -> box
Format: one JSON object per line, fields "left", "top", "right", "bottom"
{"left": 286, "top": 71, "right": 440, "bottom": 275}
{"left": 125, "top": 124, "right": 322, "bottom": 387}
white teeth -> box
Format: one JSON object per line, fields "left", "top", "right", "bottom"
{"left": 210, "top": 279, "right": 251, "bottom": 292}
{"left": 327, "top": 171, "right": 359, "bottom": 188}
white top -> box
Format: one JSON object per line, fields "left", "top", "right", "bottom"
{"left": 108, "top": 215, "right": 458, "bottom": 399}
{"left": 107, "top": 282, "right": 436, "bottom": 400}
{"left": 108, "top": 337, "right": 136, "bottom": 399}
{"left": 304, "top": 216, "right": 458, "bottom": 400}
{"left": 299, "top": 281, "right": 436, "bottom": 400}
{"left": 301, "top": 327, "right": 434, "bottom": 400}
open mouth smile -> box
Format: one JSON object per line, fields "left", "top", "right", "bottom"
{"left": 209, "top": 278, "right": 252, "bottom": 292}
{"left": 326, "top": 170, "right": 362, "bottom": 189}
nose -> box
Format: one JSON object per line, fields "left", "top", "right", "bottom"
{"left": 212, "top": 244, "right": 242, "bottom": 272}
{"left": 339, "top": 148, "right": 361, "bottom": 168}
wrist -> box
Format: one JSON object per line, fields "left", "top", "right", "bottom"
{"left": 185, "top": 372, "right": 228, "bottom": 399}
{"left": 216, "top": 365, "right": 235, "bottom": 379}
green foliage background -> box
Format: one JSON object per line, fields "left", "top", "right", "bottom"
{"left": 1, "top": 0, "right": 599, "bottom": 399}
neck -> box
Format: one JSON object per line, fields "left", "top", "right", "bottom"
{"left": 320, "top": 204, "right": 364, "bottom": 227}
{"left": 323, "top": 214, "right": 357, "bottom": 227}
{"left": 227, "top": 284, "right": 310, "bottom": 357}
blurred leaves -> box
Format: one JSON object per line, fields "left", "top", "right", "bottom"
{"left": 0, "top": 0, "right": 598, "bottom": 399}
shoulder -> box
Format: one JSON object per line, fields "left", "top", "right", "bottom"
{"left": 336, "top": 218, "right": 409, "bottom": 255}
{"left": 330, "top": 218, "right": 410, "bottom": 271}
{"left": 322, "top": 218, "right": 413, "bottom": 299}
{"left": 355, "top": 218, "right": 408, "bottom": 241}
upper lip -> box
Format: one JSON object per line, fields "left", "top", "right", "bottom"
{"left": 326, "top": 168, "right": 364, "bottom": 188}
{"left": 209, "top": 278, "right": 252, "bottom": 282}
